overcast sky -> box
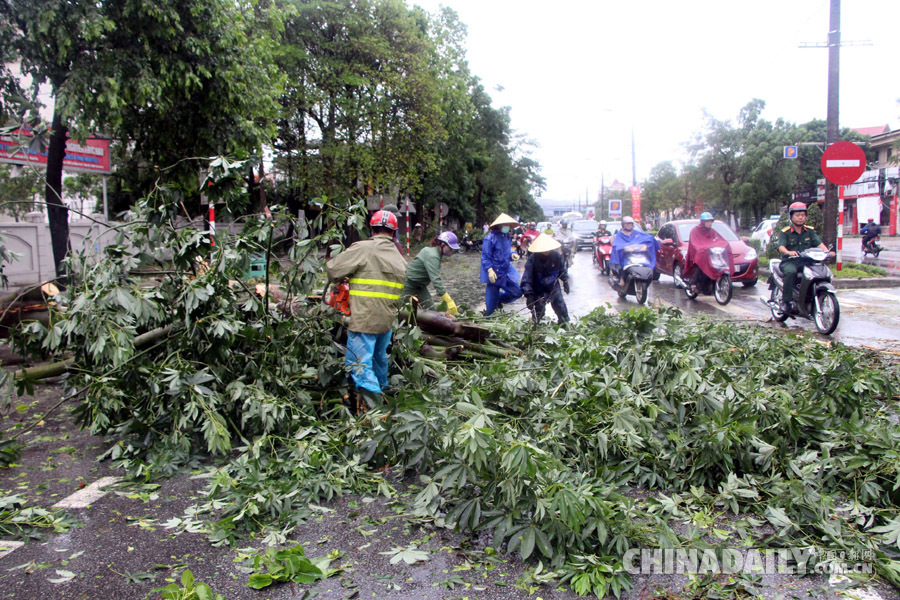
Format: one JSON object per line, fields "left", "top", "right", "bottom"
{"left": 412, "top": 0, "right": 900, "bottom": 204}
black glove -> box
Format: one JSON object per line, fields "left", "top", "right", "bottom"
{"left": 525, "top": 294, "right": 537, "bottom": 307}
{"left": 562, "top": 280, "right": 569, "bottom": 294}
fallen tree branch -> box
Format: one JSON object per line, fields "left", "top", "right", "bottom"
{"left": 423, "top": 334, "right": 518, "bottom": 359}
{"left": 13, "top": 325, "right": 174, "bottom": 382}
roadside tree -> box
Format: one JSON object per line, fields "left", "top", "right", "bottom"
{"left": 0, "top": 164, "right": 42, "bottom": 221}
{"left": 0, "top": 0, "right": 282, "bottom": 278}
{"left": 272, "top": 0, "right": 442, "bottom": 214}
{"left": 641, "top": 161, "right": 681, "bottom": 221}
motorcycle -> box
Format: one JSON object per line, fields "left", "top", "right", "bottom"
{"left": 674, "top": 246, "right": 733, "bottom": 305}
{"left": 862, "top": 235, "right": 883, "bottom": 258}
{"left": 607, "top": 243, "right": 654, "bottom": 304}
{"left": 763, "top": 247, "right": 840, "bottom": 335}
{"left": 515, "top": 230, "right": 539, "bottom": 258}
{"left": 460, "top": 231, "right": 482, "bottom": 253}
{"left": 594, "top": 235, "right": 613, "bottom": 275}
{"left": 560, "top": 239, "right": 575, "bottom": 268}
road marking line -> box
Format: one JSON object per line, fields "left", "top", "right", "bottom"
{"left": 855, "top": 290, "right": 900, "bottom": 301}
{"left": 830, "top": 574, "right": 884, "bottom": 600}
{"left": 0, "top": 541, "right": 24, "bottom": 559}
{"left": 52, "top": 476, "right": 121, "bottom": 509}
{"left": 694, "top": 296, "right": 753, "bottom": 316}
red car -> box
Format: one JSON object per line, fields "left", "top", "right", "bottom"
{"left": 655, "top": 220, "right": 759, "bottom": 287}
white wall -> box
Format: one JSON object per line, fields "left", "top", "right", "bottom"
{"left": 1, "top": 216, "right": 124, "bottom": 286}
{"left": 1, "top": 215, "right": 281, "bottom": 286}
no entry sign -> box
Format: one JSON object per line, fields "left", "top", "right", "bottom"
{"left": 821, "top": 141, "right": 866, "bottom": 186}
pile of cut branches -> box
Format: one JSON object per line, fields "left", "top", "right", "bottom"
{"left": 5, "top": 196, "right": 900, "bottom": 597}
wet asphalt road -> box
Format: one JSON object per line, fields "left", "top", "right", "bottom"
{"left": 443, "top": 248, "right": 900, "bottom": 353}
{"left": 841, "top": 238, "right": 900, "bottom": 274}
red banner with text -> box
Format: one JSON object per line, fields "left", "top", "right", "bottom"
{"left": 631, "top": 185, "right": 641, "bottom": 220}
{"left": 0, "top": 128, "right": 112, "bottom": 174}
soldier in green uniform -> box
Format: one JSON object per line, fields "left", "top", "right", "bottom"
{"left": 775, "top": 202, "right": 832, "bottom": 313}
{"left": 401, "top": 231, "right": 460, "bottom": 315}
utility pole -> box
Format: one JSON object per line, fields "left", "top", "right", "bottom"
{"left": 631, "top": 125, "right": 642, "bottom": 221}
{"left": 823, "top": 0, "right": 840, "bottom": 248}
{"left": 601, "top": 173, "right": 605, "bottom": 219}
{"left": 799, "top": 0, "right": 871, "bottom": 248}
{"left": 631, "top": 127, "right": 637, "bottom": 188}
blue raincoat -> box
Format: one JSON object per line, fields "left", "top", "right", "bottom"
{"left": 480, "top": 231, "right": 519, "bottom": 285}
{"left": 610, "top": 229, "right": 659, "bottom": 271}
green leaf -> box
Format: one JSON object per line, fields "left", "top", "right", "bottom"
{"left": 519, "top": 528, "right": 535, "bottom": 560}
{"left": 534, "top": 528, "right": 553, "bottom": 559}
{"left": 48, "top": 569, "right": 76, "bottom": 584}
{"left": 247, "top": 573, "right": 273, "bottom": 589}
{"left": 381, "top": 546, "right": 430, "bottom": 565}
{"left": 194, "top": 583, "right": 215, "bottom": 600}
{"left": 181, "top": 569, "right": 194, "bottom": 589}
{"left": 870, "top": 517, "right": 900, "bottom": 549}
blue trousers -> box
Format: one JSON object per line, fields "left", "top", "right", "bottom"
{"left": 345, "top": 330, "right": 392, "bottom": 393}
{"left": 484, "top": 278, "right": 523, "bottom": 316}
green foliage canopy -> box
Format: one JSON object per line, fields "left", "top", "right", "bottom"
{"left": 657, "top": 99, "right": 878, "bottom": 228}
{"left": 0, "top": 0, "right": 284, "bottom": 274}
{"left": 270, "top": 2, "right": 543, "bottom": 226}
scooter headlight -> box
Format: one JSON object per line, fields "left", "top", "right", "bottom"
{"left": 707, "top": 247, "right": 727, "bottom": 270}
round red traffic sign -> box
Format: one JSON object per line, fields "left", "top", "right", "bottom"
{"left": 820, "top": 141, "right": 866, "bottom": 186}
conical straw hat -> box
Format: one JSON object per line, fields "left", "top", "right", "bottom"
{"left": 528, "top": 233, "right": 561, "bottom": 253}
{"left": 490, "top": 213, "right": 518, "bottom": 228}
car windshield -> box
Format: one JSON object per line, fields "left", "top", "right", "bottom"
{"left": 676, "top": 221, "right": 739, "bottom": 242}
{"left": 571, "top": 220, "right": 597, "bottom": 233}
{"left": 606, "top": 222, "right": 642, "bottom": 233}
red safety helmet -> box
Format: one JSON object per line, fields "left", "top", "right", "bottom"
{"left": 788, "top": 201, "right": 808, "bottom": 216}
{"left": 370, "top": 210, "right": 398, "bottom": 231}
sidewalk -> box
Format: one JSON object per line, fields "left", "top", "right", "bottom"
{"left": 760, "top": 236, "right": 900, "bottom": 288}
{"left": 758, "top": 267, "right": 900, "bottom": 288}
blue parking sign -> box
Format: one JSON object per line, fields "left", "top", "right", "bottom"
{"left": 784, "top": 146, "right": 798, "bottom": 159}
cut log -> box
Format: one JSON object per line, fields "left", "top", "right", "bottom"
{"left": 408, "top": 308, "right": 491, "bottom": 342}
{"left": 14, "top": 325, "right": 174, "bottom": 382}
{"left": 423, "top": 335, "right": 516, "bottom": 359}
{"left": 418, "top": 344, "right": 461, "bottom": 360}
